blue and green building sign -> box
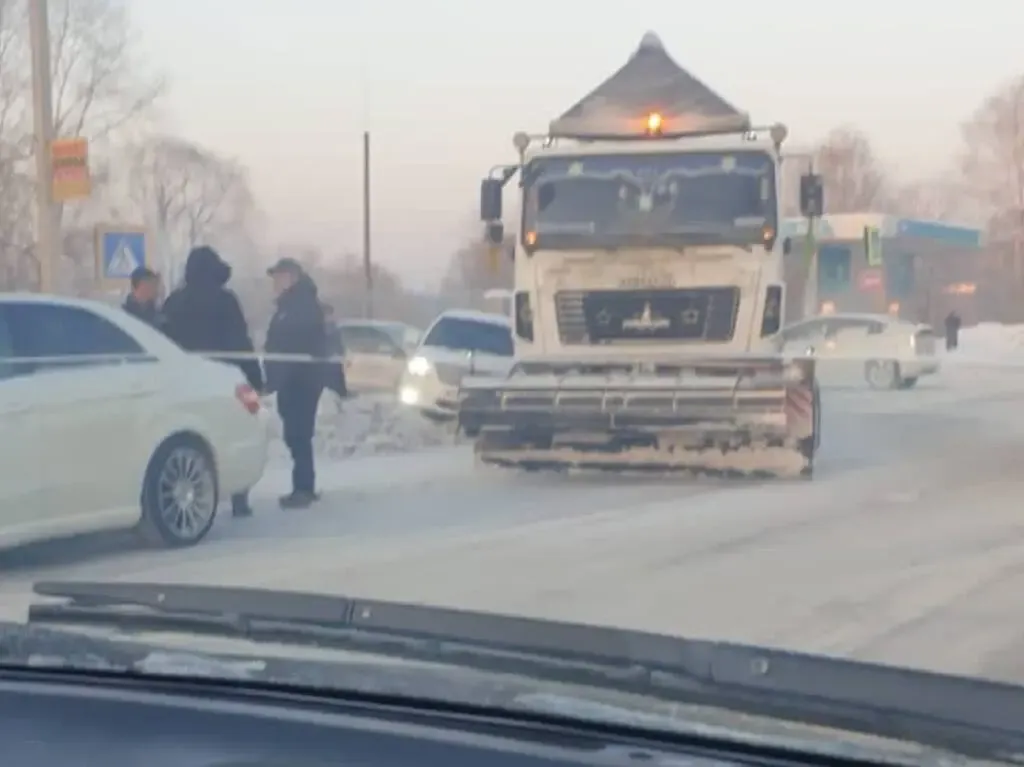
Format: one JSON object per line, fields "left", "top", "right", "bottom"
{"left": 779, "top": 214, "right": 983, "bottom": 315}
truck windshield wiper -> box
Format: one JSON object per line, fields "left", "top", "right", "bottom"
{"left": 23, "top": 580, "right": 1024, "bottom": 762}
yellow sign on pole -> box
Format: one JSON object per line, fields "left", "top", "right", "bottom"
{"left": 50, "top": 137, "right": 91, "bottom": 202}
{"left": 486, "top": 244, "right": 502, "bottom": 273}
{"left": 863, "top": 225, "right": 883, "bottom": 267}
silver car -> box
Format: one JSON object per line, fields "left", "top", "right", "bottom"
{"left": 398, "top": 310, "right": 514, "bottom": 422}
{"left": 778, "top": 313, "right": 939, "bottom": 390}
{"left": 336, "top": 321, "right": 416, "bottom": 393}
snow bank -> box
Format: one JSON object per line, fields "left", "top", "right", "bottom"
{"left": 944, "top": 323, "right": 1024, "bottom": 368}
{"left": 250, "top": 322, "right": 1024, "bottom": 468}
{"left": 262, "top": 393, "right": 453, "bottom": 468}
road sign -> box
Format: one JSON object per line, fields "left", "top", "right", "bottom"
{"left": 51, "top": 137, "right": 91, "bottom": 202}
{"left": 858, "top": 268, "right": 884, "bottom": 291}
{"left": 94, "top": 225, "right": 147, "bottom": 286}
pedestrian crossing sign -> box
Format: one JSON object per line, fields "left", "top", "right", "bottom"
{"left": 95, "top": 224, "right": 148, "bottom": 286}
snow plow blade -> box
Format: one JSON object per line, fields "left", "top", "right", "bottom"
{"left": 457, "top": 357, "right": 819, "bottom": 478}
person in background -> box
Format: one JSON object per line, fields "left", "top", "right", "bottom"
{"left": 123, "top": 267, "right": 162, "bottom": 328}
{"left": 320, "top": 302, "right": 349, "bottom": 400}
{"left": 944, "top": 310, "right": 962, "bottom": 351}
{"left": 264, "top": 257, "right": 327, "bottom": 509}
{"left": 161, "top": 246, "right": 264, "bottom": 518}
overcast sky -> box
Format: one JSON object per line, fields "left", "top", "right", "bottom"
{"left": 131, "top": 0, "right": 1021, "bottom": 286}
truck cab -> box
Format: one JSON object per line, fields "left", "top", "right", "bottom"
{"left": 460, "top": 32, "right": 824, "bottom": 478}
{"left": 484, "top": 125, "right": 795, "bottom": 362}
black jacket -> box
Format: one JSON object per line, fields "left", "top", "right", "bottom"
{"left": 325, "top": 321, "right": 345, "bottom": 357}
{"left": 264, "top": 274, "right": 327, "bottom": 394}
{"left": 123, "top": 295, "right": 161, "bottom": 328}
{"left": 161, "top": 246, "right": 263, "bottom": 390}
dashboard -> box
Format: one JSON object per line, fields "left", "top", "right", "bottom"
{"left": 0, "top": 670, "right": 833, "bottom": 767}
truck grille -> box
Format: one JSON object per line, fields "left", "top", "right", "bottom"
{"left": 554, "top": 288, "right": 740, "bottom": 345}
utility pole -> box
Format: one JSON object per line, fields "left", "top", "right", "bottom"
{"left": 362, "top": 130, "right": 373, "bottom": 319}
{"left": 29, "top": 0, "right": 58, "bottom": 294}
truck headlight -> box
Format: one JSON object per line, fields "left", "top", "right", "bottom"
{"left": 407, "top": 356, "right": 431, "bottom": 376}
{"left": 782, "top": 359, "right": 813, "bottom": 382}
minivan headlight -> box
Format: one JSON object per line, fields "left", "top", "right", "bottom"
{"left": 407, "top": 356, "right": 431, "bottom": 376}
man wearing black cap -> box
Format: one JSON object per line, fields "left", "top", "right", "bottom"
{"left": 123, "top": 267, "right": 162, "bottom": 328}
{"left": 162, "top": 246, "right": 264, "bottom": 518}
{"left": 264, "top": 257, "right": 327, "bottom": 509}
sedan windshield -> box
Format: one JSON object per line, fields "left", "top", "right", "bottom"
{"left": 421, "top": 317, "right": 513, "bottom": 356}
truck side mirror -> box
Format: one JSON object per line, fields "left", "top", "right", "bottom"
{"left": 480, "top": 178, "right": 503, "bottom": 221}
{"left": 484, "top": 221, "right": 504, "bottom": 245}
{"left": 799, "top": 173, "right": 824, "bottom": 218}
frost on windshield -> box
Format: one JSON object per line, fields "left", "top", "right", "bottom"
{"left": 522, "top": 151, "right": 775, "bottom": 248}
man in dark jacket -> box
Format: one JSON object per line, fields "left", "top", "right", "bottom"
{"left": 944, "top": 310, "right": 962, "bottom": 351}
{"left": 123, "top": 267, "right": 162, "bottom": 328}
{"left": 162, "top": 246, "right": 264, "bottom": 518}
{"left": 264, "top": 257, "right": 327, "bottom": 509}
{"left": 320, "top": 303, "right": 349, "bottom": 400}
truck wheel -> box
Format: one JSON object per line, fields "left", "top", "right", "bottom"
{"left": 865, "top": 360, "right": 900, "bottom": 390}
{"left": 137, "top": 436, "right": 219, "bottom": 548}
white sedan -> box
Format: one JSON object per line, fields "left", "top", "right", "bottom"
{"left": 0, "top": 293, "right": 270, "bottom": 550}
{"left": 778, "top": 312, "right": 939, "bottom": 390}
{"left": 336, "top": 320, "right": 415, "bottom": 393}
{"left": 398, "top": 310, "right": 514, "bottom": 422}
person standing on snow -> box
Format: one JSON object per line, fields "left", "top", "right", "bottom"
{"left": 944, "top": 310, "right": 962, "bottom": 351}
{"left": 161, "top": 246, "right": 264, "bottom": 518}
{"left": 264, "top": 257, "right": 327, "bottom": 509}
{"left": 123, "top": 267, "right": 163, "bottom": 328}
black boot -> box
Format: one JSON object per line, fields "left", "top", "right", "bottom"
{"left": 279, "top": 491, "right": 316, "bottom": 509}
{"left": 231, "top": 493, "right": 253, "bottom": 518}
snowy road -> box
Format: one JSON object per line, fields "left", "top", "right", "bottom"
{"left": 3, "top": 364, "right": 1024, "bottom": 684}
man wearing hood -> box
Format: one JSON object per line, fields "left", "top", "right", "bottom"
{"left": 264, "top": 257, "right": 327, "bottom": 509}
{"left": 162, "top": 245, "right": 264, "bottom": 518}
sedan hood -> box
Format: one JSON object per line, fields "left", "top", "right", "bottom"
{"left": 415, "top": 345, "right": 512, "bottom": 376}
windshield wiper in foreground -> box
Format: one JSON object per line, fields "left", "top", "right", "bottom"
{"left": 21, "top": 580, "right": 1024, "bottom": 762}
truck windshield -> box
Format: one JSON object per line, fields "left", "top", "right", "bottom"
{"left": 521, "top": 150, "right": 776, "bottom": 250}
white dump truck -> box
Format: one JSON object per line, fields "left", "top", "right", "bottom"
{"left": 457, "top": 33, "right": 825, "bottom": 478}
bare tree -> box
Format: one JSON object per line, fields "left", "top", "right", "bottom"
{"left": 127, "top": 136, "right": 257, "bottom": 258}
{"left": 0, "top": 0, "right": 35, "bottom": 286}
{"left": 439, "top": 229, "right": 514, "bottom": 308}
{"left": 961, "top": 76, "right": 1024, "bottom": 212}
{"left": 813, "top": 126, "right": 891, "bottom": 213}
{"left": 891, "top": 175, "right": 970, "bottom": 222}
{"left": 958, "top": 75, "right": 1024, "bottom": 314}
{"left": 44, "top": 0, "right": 164, "bottom": 145}
{"left": 0, "top": 0, "right": 165, "bottom": 287}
